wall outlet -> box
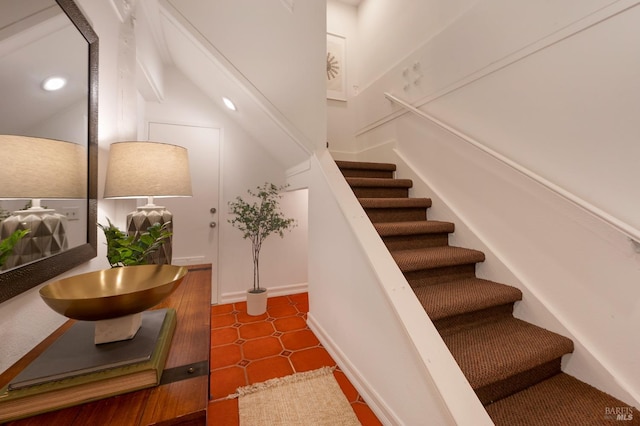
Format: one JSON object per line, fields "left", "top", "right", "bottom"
{"left": 62, "top": 206, "right": 80, "bottom": 221}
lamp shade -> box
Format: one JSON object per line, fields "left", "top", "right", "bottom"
{"left": 103, "top": 141, "right": 192, "bottom": 199}
{"left": 0, "top": 135, "right": 87, "bottom": 199}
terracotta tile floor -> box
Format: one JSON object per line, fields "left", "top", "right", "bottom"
{"left": 207, "top": 293, "right": 382, "bottom": 425}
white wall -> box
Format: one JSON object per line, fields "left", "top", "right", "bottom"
{"left": 308, "top": 150, "right": 492, "bottom": 425}
{"left": 0, "top": 0, "right": 313, "bottom": 375}
{"left": 164, "top": 0, "right": 326, "bottom": 153}
{"left": 143, "top": 66, "right": 308, "bottom": 301}
{"left": 346, "top": 0, "right": 640, "bottom": 407}
{"left": 0, "top": 0, "right": 122, "bottom": 374}
{"left": 357, "top": 0, "right": 477, "bottom": 90}
{"left": 326, "top": 0, "right": 358, "bottom": 154}
{"left": 393, "top": 118, "right": 640, "bottom": 406}
{"left": 354, "top": 0, "right": 640, "bottom": 231}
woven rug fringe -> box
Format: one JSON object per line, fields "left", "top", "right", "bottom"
{"left": 225, "top": 366, "right": 337, "bottom": 400}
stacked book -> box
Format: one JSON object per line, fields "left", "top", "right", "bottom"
{"left": 0, "top": 308, "right": 176, "bottom": 423}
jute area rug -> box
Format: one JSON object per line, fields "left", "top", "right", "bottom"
{"left": 229, "top": 366, "right": 361, "bottom": 426}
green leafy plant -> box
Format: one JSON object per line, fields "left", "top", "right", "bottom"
{"left": 98, "top": 218, "right": 172, "bottom": 267}
{"left": 228, "top": 183, "right": 296, "bottom": 293}
{"left": 0, "top": 229, "right": 30, "bottom": 268}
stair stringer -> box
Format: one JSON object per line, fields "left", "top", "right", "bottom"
{"left": 377, "top": 145, "right": 640, "bottom": 408}
{"left": 307, "top": 149, "right": 492, "bottom": 426}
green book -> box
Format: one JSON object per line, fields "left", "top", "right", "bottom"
{"left": 0, "top": 308, "right": 176, "bottom": 423}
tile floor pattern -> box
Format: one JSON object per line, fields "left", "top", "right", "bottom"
{"left": 207, "top": 293, "right": 382, "bottom": 425}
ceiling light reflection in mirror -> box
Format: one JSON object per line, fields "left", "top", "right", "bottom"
{"left": 0, "top": 0, "right": 89, "bottom": 273}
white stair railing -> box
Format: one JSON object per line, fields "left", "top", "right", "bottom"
{"left": 384, "top": 92, "right": 640, "bottom": 247}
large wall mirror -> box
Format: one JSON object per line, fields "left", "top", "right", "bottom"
{"left": 0, "top": 0, "right": 98, "bottom": 303}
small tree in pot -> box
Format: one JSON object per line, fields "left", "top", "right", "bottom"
{"left": 228, "top": 183, "right": 296, "bottom": 315}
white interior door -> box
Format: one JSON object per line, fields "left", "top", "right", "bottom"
{"left": 148, "top": 122, "right": 220, "bottom": 303}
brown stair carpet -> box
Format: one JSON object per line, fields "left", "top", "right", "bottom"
{"left": 335, "top": 159, "right": 639, "bottom": 425}
{"left": 486, "top": 373, "right": 640, "bottom": 426}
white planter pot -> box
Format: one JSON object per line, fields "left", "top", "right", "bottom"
{"left": 246, "top": 288, "right": 268, "bottom": 316}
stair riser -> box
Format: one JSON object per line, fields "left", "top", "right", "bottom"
{"left": 340, "top": 169, "right": 394, "bottom": 179}
{"left": 435, "top": 304, "right": 515, "bottom": 336}
{"left": 404, "top": 264, "right": 477, "bottom": 286}
{"left": 476, "top": 359, "right": 563, "bottom": 405}
{"left": 336, "top": 161, "right": 609, "bottom": 419}
{"left": 352, "top": 187, "right": 409, "bottom": 198}
{"left": 381, "top": 233, "right": 450, "bottom": 251}
{"left": 364, "top": 208, "right": 427, "bottom": 223}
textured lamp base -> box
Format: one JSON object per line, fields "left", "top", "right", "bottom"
{"left": 126, "top": 206, "right": 172, "bottom": 265}
{"left": 0, "top": 210, "right": 68, "bottom": 270}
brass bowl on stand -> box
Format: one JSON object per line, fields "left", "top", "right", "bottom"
{"left": 40, "top": 265, "right": 187, "bottom": 343}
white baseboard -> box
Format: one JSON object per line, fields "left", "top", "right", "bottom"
{"left": 172, "top": 256, "right": 206, "bottom": 266}
{"left": 219, "top": 282, "right": 308, "bottom": 304}
{"left": 307, "top": 313, "right": 399, "bottom": 426}
{"left": 330, "top": 140, "right": 397, "bottom": 163}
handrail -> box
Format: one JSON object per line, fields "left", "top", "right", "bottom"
{"left": 384, "top": 92, "right": 640, "bottom": 246}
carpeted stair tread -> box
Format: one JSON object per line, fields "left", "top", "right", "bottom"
{"left": 413, "top": 278, "right": 522, "bottom": 321}
{"left": 442, "top": 317, "right": 574, "bottom": 391}
{"left": 374, "top": 220, "right": 454, "bottom": 236}
{"left": 336, "top": 160, "right": 624, "bottom": 420}
{"left": 391, "top": 246, "right": 485, "bottom": 272}
{"left": 485, "top": 373, "right": 640, "bottom": 426}
{"left": 335, "top": 160, "right": 396, "bottom": 172}
{"left": 359, "top": 197, "right": 432, "bottom": 209}
{"left": 346, "top": 177, "right": 413, "bottom": 188}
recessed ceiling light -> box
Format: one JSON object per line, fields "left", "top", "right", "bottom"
{"left": 42, "top": 77, "right": 66, "bottom": 91}
{"left": 222, "top": 97, "right": 237, "bottom": 111}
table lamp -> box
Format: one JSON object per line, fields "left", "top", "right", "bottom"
{"left": 0, "top": 135, "right": 86, "bottom": 270}
{"left": 103, "top": 141, "right": 192, "bottom": 264}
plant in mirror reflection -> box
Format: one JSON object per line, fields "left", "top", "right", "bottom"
{"left": 0, "top": 229, "right": 29, "bottom": 268}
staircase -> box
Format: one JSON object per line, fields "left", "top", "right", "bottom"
{"left": 336, "top": 160, "right": 639, "bottom": 425}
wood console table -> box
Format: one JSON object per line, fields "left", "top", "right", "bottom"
{"left": 0, "top": 265, "right": 212, "bottom": 426}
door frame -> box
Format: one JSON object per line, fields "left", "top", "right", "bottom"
{"left": 145, "top": 120, "right": 223, "bottom": 304}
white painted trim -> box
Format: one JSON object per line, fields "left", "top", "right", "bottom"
{"left": 219, "top": 282, "right": 308, "bottom": 304}
{"left": 136, "top": 57, "right": 164, "bottom": 102}
{"left": 307, "top": 313, "right": 398, "bottom": 426}
{"left": 108, "top": 0, "right": 126, "bottom": 23}
{"left": 144, "top": 120, "right": 223, "bottom": 305}
{"left": 357, "top": 0, "right": 640, "bottom": 137}
{"left": 385, "top": 92, "right": 640, "bottom": 245}
{"left": 393, "top": 144, "right": 640, "bottom": 408}
{"left": 285, "top": 159, "right": 310, "bottom": 178}
{"left": 280, "top": 0, "right": 294, "bottom": 13}
{"left": 312, "top": 150, "right": 492, "bottom": 425}
{"left": 158, "top": 0, "right": 314, "bottom": 156}
{"left": 327, "top": 149, "right": 358, "bottom": 161}
{"left": 412, "top": 0, "right": 640, "bottom": 112}
{"left": 172, "top": 256, "right": 206, "bottom": 266}
{"left": 329, "top": 140, "right": 397, "bottom": 161}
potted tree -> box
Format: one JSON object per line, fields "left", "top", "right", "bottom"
{"left": 228, "top": 183, "right": 296, "bottom": 315}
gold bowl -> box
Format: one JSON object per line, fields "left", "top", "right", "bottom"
{"left": 39, "top": 265, "right": 188, "bottom": 321}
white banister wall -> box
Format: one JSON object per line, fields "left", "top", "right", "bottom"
{"left": 384, "top": 92, "right": 640, "bottom": 246}
{"left": 354, "top": 0, "right": 640, "bottom": 232}
{"left": 349, "top": 116, "right": 640, "bottom": 408}
{"left": 337, "top": 0, "right": 640, "bottom": 408}
{"left": 307, "top": 150, "right": 493, "bottom": 426}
